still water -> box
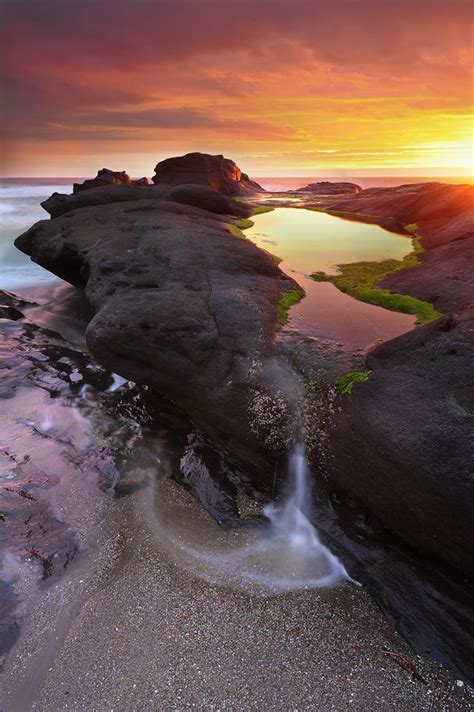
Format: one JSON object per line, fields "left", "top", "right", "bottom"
{"left": 245, "top": 207, "right": 415, "bottom": 348}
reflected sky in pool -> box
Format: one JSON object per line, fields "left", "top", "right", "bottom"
{"left": 246, "top": 207, "right": 410, "bottom": 275}
{"left": 245, "top": 208, "right": 415, "bottom": 349}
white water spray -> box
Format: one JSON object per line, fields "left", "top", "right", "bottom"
{"left": 144, "top": 438, "right": 353, "bottom": 593}
{"left": 260, "top": 443, "right": 351, "bottom": 589}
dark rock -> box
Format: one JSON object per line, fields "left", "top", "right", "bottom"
{"left": 0, "top": 305, "right": 24, "bottom": 320}
{"left": 16, "top": 186, "right": 298, "bottom": 473}
{"left": 73, "top": 168, "right": 133, "bottom": 193}
{"left": 40, "top": 183, "right": 249, "bottom": 220}
{"left": 296, "top": 181, "right": 362, "bottom": 195}
{"left": 321, "top": 182, "right": 474, "bottom": 579}
{"left": 0, "top": 289, "right": 33, "bottom": 320}
{"left": 164, "top": 184, "right": 251, "bottom": 217}
{"left": 132, "top": 176, "right": 151, "bottom": 186}
{"left": 179, "top": 432, "right": 241, "bottom": 528}
{"left": 325, "top": 310, "right": 474, "bottom": 577}
{"left": 41, "top": 185, "right": 163, "bottom": 218}
{"left": 152, "top": 152, "right": 265, "bottom": 195}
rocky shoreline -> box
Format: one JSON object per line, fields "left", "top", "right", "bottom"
{"left": 9, "top": 153, "right": 474, "bottom": 684}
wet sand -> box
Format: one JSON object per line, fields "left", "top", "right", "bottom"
{"left": 1, "top": 465, "right": 472, "bottom": 711}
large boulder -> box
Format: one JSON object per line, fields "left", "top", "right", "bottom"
{"left": 325, "top": 309, "right": 474, "bottom": 576}
{"left": 73, "top": 168, "right": 131, "bottom": 193}
{"left": 152, "top": 152, "right": 265, "bottom": 195}
{"left": 41, "top": 185, "right": 161, "bottom": 218}
{"left": 16, "top": 187, "right": 298, "bottom": 472}
{"left": 296, "top": 181, "right": 362, "bottom": 195}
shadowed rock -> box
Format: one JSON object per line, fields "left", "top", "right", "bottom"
{"left": 152, "top": 152, "right": 265, "bottom": 195}
{"left": 16, "top": 185, "right": 298, "bottom": 472}
{"left": 73, "top": 168, "right": 151, "bottom": 193}
{"left": 41, "top": 183, "right": 251, "bottom": 220}
{"left": 319, "top": 182, "right": 474, "bottom": 579}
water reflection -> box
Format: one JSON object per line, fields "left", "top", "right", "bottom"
{"left": 246, "top": 208, "right": 415, "bottom": 349}
{"left": 246, "top": 207, "right": 410, "bottom": 275}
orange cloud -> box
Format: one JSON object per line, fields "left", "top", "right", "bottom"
{"left": 1, "top": 0, "right": 472, "bottom": 176}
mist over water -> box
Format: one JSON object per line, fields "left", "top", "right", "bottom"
{"left": 145, "top": 439, "right": 351, "bottom": 594}
{"left": 0, "top": 180, "right": 70, "bottom": 291}
{"left": 144, "top": 359, "right": 352, "bottom": 594}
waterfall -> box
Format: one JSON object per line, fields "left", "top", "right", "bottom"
{"left": 261, "top": 443, "right": 351, "bottom": 588}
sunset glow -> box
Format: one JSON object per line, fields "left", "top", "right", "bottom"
{"left": 1, "top": 0, "right": 473, "bottom": 177}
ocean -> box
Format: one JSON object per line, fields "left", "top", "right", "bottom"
{"left": 255, "top": 175, "right": 473, "bottom": 191}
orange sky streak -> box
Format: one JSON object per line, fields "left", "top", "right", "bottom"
{"left": 1, "top": 0, "right": 473, "bottom": 178}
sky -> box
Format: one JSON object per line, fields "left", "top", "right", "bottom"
{"left": 1, "top": 0, "right": 473, "bottom": 178}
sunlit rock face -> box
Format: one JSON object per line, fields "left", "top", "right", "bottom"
{"left": 295, "top": 181, "right": 362, "bottom": 195}
{"left": 325, "top": 182, "right": 474, "bottom": 249}
{"left": 152, "top": 152, "right": 265, "bottom": 195}
{"left": 73, "top": 169, "right": 150, "bottom": 194}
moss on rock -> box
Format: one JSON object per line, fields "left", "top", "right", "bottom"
{"left": 336, "top": 369, "right": 370, "bottom": 395}
{"left": 311, "top": 239, "right": 440, "bottom": 326}
{"left": 277, "top": 289, "right": 305, "bottom": 328}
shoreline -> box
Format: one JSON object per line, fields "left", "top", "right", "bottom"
{"left": 2, "top": 470, "right": 473, "bottom": 711}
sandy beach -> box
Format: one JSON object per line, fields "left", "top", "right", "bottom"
{"left": 1, "top": 464, "right": 472, "bottom": 711}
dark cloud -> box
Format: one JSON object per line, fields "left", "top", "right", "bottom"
{"left": 2, "top": 0, "right": 471, "bottom": 73}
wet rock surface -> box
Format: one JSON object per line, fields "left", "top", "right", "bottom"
{"left": 305, "top": 183, "right": 474, "bottom": 573}
{"left": 7, "top": 172, "right": 474, "bottom": 688}
{"left": 246, "top": 181, "right": 474, "bottom": 681}
{"left": 297, "top": 182, "right": 474, "bottom": 681}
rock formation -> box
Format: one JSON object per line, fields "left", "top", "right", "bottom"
{"left": 152, "top": 152, "right": 265, "bottom": 195}
{"left": 296, "top": 181, "right": 362, "bottom": 194}
{"left": 73, "top": 168, "right": 150, "bottom": 193}
{"left": 16, "top": 182, "right": 298, "bottom": 472}
{"left": 12, "top": 166, "right": 474, "bottom": 684}
{"left": 318, "top": 182, "right": 474, "bottom": 578}
{"left": 325, "top": 181, "right": 473, "bottom": 248}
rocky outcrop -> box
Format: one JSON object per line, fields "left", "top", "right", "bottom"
{"left": 73, "top": 168, "right": 150, "bottom": 193}
{"left": 324, "top": 182, "right": 474, "bottom": 249}
{"left": 320, "top": 182, "right": 474, "bottom": 579}
{"left": 41, "top": 183, "right": 250, "bottom": 220}
{"left": 0, "top": 290, "right": 29, "bottom": 320}
{"left": 16, "top": 183, "right": 298, "bottom": 472}
{"left": 152, "top": 152, "right": 265, "bottom": 195}
{"left": 296, "top": 181, "right": 362, "bottom": 194}
{"left": 42, "top": 185, "right": 160, "bottom": 218}
{"left": 308, "top": 180, "right": 474, "bottom": 682}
